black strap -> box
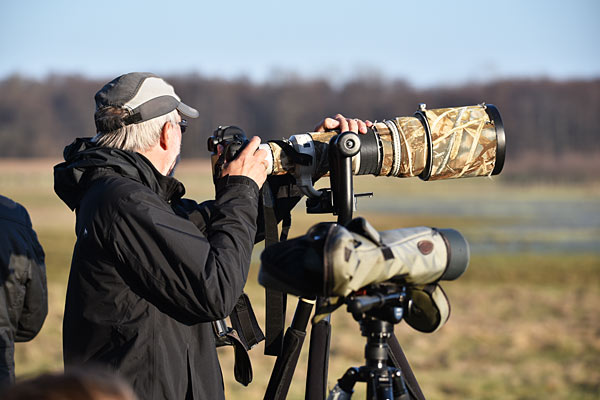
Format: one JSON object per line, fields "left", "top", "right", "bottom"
{"left": 269, "top": 139, "right": 313, "bottom": 166}
{"left": 263, "top": 182, "right": 279, "bottom": 248}
{"left": 230, "top": 293, "right": 265, "bottom": 349}
{"left": 212, "top": 321, "right": 254, "bottom": 386}
{"left": 230, "top": 330, "right": 254, "bottom": 386}
{"left": 280, "top": 212, "right": 291, "bottom": 242}
{"left": 263, "top": 182, "right": 287, "bottom": 356}
{"left": 122, "top": 111, "right": 143, "bottom": 125}
{"left": 382, "top": 245, "right": 395, "bottom": 261}
{"left": 265, "top": 288, "right": 287, "bottom": 356}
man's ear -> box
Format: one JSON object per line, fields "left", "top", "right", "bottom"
{"left": 159, "top": 122, "right": 171, "bottom": 150}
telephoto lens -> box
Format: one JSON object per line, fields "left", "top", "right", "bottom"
{"left": 260, "top": 103, "right": 505, "bottom": 198}
{"left": 207, "top": 103, "right": 505, "bottom": 199}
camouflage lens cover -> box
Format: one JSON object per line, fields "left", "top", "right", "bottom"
{"left": 266, "top": 103, "right": 502, "bottom": 182}
{"left": 423, "top": 105, "right": 498, "bottom": 180}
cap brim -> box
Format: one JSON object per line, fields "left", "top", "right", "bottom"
{"left": 177, "top": 102, "right": 199, "bottom": 119}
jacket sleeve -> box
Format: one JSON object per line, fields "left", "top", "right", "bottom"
{"left": 108, "top": 176, "right": 259, "bottom": 323}
{"left": 174, "top": 198, "right": 215, "bottom": 235}
{"left": 14, "top": 215, "right": 48, "bottom": 342}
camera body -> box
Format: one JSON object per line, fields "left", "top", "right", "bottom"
{"left": 207, "top": 125, "right": 249, "bottom": 163}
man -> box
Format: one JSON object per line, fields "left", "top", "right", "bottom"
{"left": 0, "top": 195, "right": 47, "bottom": 386}
{"left": 54, "top": 72, "right": 370, "bottom": 399}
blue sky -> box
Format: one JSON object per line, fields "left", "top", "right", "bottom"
{"left": 1, "top": 0, "right": 598, "bottom": 87}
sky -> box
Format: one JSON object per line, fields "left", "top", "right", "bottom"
{"left": 1, "top": 0, "right": 599, "bottom": 88}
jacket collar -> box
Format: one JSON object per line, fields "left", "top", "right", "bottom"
{"left": 54, "top": 138, "right": 185, "bottom": 210}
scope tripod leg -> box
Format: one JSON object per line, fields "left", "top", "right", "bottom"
{"left": 305, "top": 313, "right": 331, "bottom": 400}
{"left": 264, "top": 298, "right": 315, "bottom": 400}
{"left": 387, "top": 334, "right": 426, "bottom": 400}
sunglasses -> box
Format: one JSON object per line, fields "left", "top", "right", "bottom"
{"left": 178, "top": 119, "right": 188, "bottom": 134}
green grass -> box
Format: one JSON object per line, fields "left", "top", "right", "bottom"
{"left": 2, "top": 159, "right": 599, "bottom": 399}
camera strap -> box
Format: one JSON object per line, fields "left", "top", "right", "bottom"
{"left": 270, "top": 139, "right": 312, "bottom": 166}
{"left": 213, "top": 316, "right": 255, "bottom": 386}
{"left": 230, "top": 293, "right": 265, "bottom": 349}
{"left": 262, "top": 181, "right": 291, "bottom": 357}
{"left": 211, "top": 297, "right": 264, "bottom": 386}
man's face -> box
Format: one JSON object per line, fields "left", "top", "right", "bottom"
{"left": 166, "top": 115, "right": 184, "bottom": 176}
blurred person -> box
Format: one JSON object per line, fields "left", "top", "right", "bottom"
{"left": 0, "top": 368, "right": 138, "bottom": 400}
{"left": 53, "top": 72, "right": 370, "bottom": 399}
{"left": 0, "top": 195, "right": 48, "bottom": 387}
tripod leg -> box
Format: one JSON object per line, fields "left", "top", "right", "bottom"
{"left": 327, "top": 367, "right": 359, "bottom": 400}
{"left": 305, "top": 315, "right": 331, "bottom": 400}
{"left": 387, "top": 335, "right": 426, "bottom": 400}
{"left": 264, "top": 327, "right": 307, "bottom": 400}
{"left": 264, "top": 299, "right": 314, "bottom": 400}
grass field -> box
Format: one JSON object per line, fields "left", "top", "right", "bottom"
{"left": 2, "top": 159, "right": 599, "bottom": 399}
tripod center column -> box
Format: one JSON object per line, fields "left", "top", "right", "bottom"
{"left": 361, "top": 319, "right": 394, "bottom": 370}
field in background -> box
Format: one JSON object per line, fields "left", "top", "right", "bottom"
{"left": 2, "top": 159, "right": 599, "bottom": 400}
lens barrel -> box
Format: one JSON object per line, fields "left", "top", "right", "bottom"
{"left": 356, "top": 128, "right": 380, "bottom": 176}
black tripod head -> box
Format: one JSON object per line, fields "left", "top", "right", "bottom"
{"left": 327, "top": 284, "right": 412, "bottom": 400}
{"left": 306, "top": 131, "right": 372, "bottom": 225}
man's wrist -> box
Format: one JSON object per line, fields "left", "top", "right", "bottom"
{"left": 215, "top": 175, "right": 259, "bottom": 197}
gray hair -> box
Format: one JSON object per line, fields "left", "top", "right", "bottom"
{"left": 92, "top": 109, "right": 179, "bottom": 153}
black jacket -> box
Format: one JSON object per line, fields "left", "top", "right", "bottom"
{"left": 0, "top": 195, "right": 47, "bottom": 386}
{"left": 54, "top": 139, "right": 259, "bottom": 399}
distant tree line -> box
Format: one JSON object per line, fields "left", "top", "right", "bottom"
{"left": 0, "top": 74, "right": 598, "bottom": 178}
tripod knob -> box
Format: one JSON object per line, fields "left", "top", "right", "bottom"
{"left": 387, "top": 306, "right": 404, "bottom": 324}
{"left": 336, "top": 132, "right": 361, "bottom": 158}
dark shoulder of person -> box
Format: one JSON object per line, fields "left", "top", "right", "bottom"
{"left": 0, "top": 195, "right": 32, "bottom": 228}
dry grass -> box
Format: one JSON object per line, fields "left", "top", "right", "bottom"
{"left": 214, "top": 253, "right": 600, "bottom": 400}
{"left": 2, "top": 159, "right": 599, "bottom": 399}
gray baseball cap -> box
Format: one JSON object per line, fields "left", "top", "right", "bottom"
{"left": 94, "top": 72, "right": 199, "bottom": 127}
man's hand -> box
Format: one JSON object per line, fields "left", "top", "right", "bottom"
{"left": 220, "top": 136, "right": 268, "bottom": 188}
{"left": 314, "top": 114, "right": 373, "bottom": 134}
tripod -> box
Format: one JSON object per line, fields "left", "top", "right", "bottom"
{"left": 328, "top": 288, "right": 411, "bottom": 400}
{"left": 263, "top": 132, "right": 425, "bottom": 400}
